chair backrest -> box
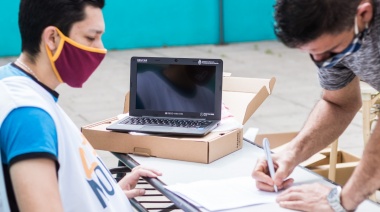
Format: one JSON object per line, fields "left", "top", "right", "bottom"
{"left": 0, "top": 151, "right": 10, "bottom": 212}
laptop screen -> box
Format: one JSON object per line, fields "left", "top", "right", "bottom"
{"left": 129, "top": 57, "right": 223, "bottom": 120}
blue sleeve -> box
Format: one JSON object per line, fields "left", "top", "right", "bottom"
{"left": 0, "top": 107, "right": 58, "bottom": 165}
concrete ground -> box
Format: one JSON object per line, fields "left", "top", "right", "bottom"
{"left": 0, "top": 40, "right": 366, "bottom": 169}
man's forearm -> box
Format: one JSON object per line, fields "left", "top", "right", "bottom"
{"left": 287, "top": 98, "right": 358, "bottom": 165}
{"left": 341, "top": 123, "right": 380, "bottom": 210}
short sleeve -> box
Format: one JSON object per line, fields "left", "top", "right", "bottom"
{"left": 0, "top": 107, "right": 58, "bottom": 165}
{"left": 317, "top": 64, "right": 356, "bottom": 91}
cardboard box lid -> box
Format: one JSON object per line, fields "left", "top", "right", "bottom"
{"left": 123, "top": 76, "right": 276, "bottom": 125}
{"left": 222, "top": 77, "right": 275, "bottom": 125}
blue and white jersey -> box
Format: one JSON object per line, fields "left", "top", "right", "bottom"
{"left": 0, "top": 63, "right": 132, "bottom": 211}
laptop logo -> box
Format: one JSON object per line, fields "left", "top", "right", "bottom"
{"left": 137, "top": 59, "right": 148, "bottom": 63}
{"left": 200, "top": 113, "right": 214, "bottom": 117}
{"left": 198, "top": 60, "right": 219, "bottom": 65}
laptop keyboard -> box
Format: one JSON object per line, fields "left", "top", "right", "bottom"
{"left": 120, "top": 117, "right": 213, "bottom": 129}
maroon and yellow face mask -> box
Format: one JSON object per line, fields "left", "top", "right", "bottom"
{"left": 46, "top": 27, "right": 107, "bottom": 88}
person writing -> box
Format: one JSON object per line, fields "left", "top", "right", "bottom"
{"left": 252, "top": 0, "right": 380, "bottom": 211}
{"left": 0, "top": 0, "right": 161, "bottom": 211}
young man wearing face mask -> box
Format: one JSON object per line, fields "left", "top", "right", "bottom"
{"left": 252, "top": 0, "right": 380, "bottom": 211}
{"left": 0, "top": 0, "right": 162, "bottom": 211}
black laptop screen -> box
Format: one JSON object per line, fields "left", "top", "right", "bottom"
{"left": 136, "top": 63, "right": 216, "bottom": 113}
{"left": 129, "top": 57, "right": 223, "bottom": 120}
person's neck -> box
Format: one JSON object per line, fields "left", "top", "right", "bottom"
{"left": 17, "top": 53, "right": 61, "bottom": 90}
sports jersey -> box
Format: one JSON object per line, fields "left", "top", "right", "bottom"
{"left": 0, "top": 63, "right": 132, "bottom": 211}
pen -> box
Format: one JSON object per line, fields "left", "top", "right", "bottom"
{"left": 263, "top": 138, "right": 278, "bottom": 192}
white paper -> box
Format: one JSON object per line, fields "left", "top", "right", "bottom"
{"left": 164, "top": 176, "right": 277, "bottom": 211}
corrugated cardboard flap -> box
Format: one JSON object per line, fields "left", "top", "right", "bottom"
{"left": 123, "top": 92, "right": 130, "bottom": 114}
{"left": 222, "top": 77, "right": 276, "bottom": 124}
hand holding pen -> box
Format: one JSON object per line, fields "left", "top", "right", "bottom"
{"left": 251, "top": 138, "right": 295, "bottom": 192}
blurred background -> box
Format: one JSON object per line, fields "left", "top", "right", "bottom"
{"left": 1, "top": 0, "right": 276, "bottom": 56}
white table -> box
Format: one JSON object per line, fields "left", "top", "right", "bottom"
{"left": 114, "top": 140, "right": 380, "bottom": 211}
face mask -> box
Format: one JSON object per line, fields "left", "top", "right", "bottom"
{"left": 312, "top": 17, "right": 367, "bottom": 69}
{"left": 46, "top": 28, "right": 107, "bottom": 88}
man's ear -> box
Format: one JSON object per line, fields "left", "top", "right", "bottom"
{"left": 357, "top": 2, "right": 373, "bottom": 28}
{"left": 42, "top": 26, "right": 61, "bottom": 52}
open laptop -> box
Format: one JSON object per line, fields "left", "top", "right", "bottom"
{"left": 106, "top": 56, "right": 223, "bottom": 137}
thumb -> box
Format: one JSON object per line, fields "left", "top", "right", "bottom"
{"left": 274, "top": 164, "right": 291, "bottom": 185}
{"left": 124, "top": 188, "right": 145, "bottom": 199}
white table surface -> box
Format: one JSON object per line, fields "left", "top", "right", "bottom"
{"left": 129, "top": 140, "right": 380, "bottom": 211}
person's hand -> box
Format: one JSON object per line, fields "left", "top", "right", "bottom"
{"left": 118, "top": 166, "right": 162, "bottom": 198}
{"left": 276, "top": 183, "right": 334, "bottom": 211}
{"left": 251, "top": 152, "right": 295, "bottom": 192}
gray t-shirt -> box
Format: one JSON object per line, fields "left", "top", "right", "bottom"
{"left": 318, "top": 0, "right": 380, "bottom": 91}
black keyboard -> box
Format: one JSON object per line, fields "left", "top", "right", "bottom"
{"left": 120, "top": 117, "right": 212, "bottom": 128}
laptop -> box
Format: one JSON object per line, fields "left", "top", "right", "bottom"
{"left": 106, "top": 56, "right": 223, "bottom": 137}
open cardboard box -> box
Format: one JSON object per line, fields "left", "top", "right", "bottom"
{"left": 249, "top": 130, "right": 360, "bottom": 185}
{"left": 81, "top": 77, "right": 275, "bottom": 163}
{"left": 252, "top": 131, "right": 327, "bottom": 166}
{"left": 306, "top": 148, "right": 360, "bottom": 186}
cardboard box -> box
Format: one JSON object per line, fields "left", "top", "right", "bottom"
{"left": 82, "top": 77, "right": 276, "bottom": 163}
{"left": 250, "top": 131, "right": 360, "bottom": 185}
{"left": 252, "top": 132, "right": 327, "bottom": 166}
{"left": 306, "top": 149, "right": 360, "bottom": 186}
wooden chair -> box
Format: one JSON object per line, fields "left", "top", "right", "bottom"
{"left": 328, "top": 139, "right": 339, "bottom": 182}
{"left": 359, "top": 81, "right": 380, "bottom": 202}
{"left": 360, "top": 81, "right": 380, "bottom": 146}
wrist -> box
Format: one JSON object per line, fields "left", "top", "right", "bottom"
{"left": 284, "top": 141, "right": 307, "bottom": 165}
{"left": 341, "top": 187, "right": 358, "bottom": 212}
{"left": 327, "top": 186, "right": 348, "bottom": 212}
{"left": 281, "top": 147, "right": 299, "bottom": 168}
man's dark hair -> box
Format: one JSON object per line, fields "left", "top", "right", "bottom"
{"left": 19, "top": 0, "right": 105, "bottom": 62}
{"left": 274, "top": 0, "right": 361, "bottom": 48}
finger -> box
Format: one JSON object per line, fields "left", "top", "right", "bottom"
{"left": 252, "top": 160, "right": 274, "bottom": 185}
{"left": 133, "top": 169, "right": 161, "bottom": 178}
{"left": 282, "top": 178, "right": 294, "bottom": 188}
{"left": 256, "top": 181, "right": 277, "bottom": 192}
{"left": 122, "top": 170, "right": 156, "bottom": 188}
{"left": 133, "top": 166, "right": 162, "bottom": 177}
{"left": 273, "top": 165, "right": 293, "bottom": 186}
{"left": 252, "top": 158, "right": 268, "bottom": 173}
{"left": 253, "top": 171, "right": 275, "bottom": 186}
{"left": 278, "top": 200, "right": 310, "bottom": 212}
{"left": 276, "top": 178, "right": 294, "bottom": 190}
{"left": 276, "top": 190, "right": 303, "bottom": 202}
{"left": 277, "top": 185, "right": 304, "bottom": 198}
{"left": 124, "top": 188, "right": 145, "bottom": 199}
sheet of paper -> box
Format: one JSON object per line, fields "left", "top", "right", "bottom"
{"left": 164, "top": 176, "right": 277, "bottom": 211}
